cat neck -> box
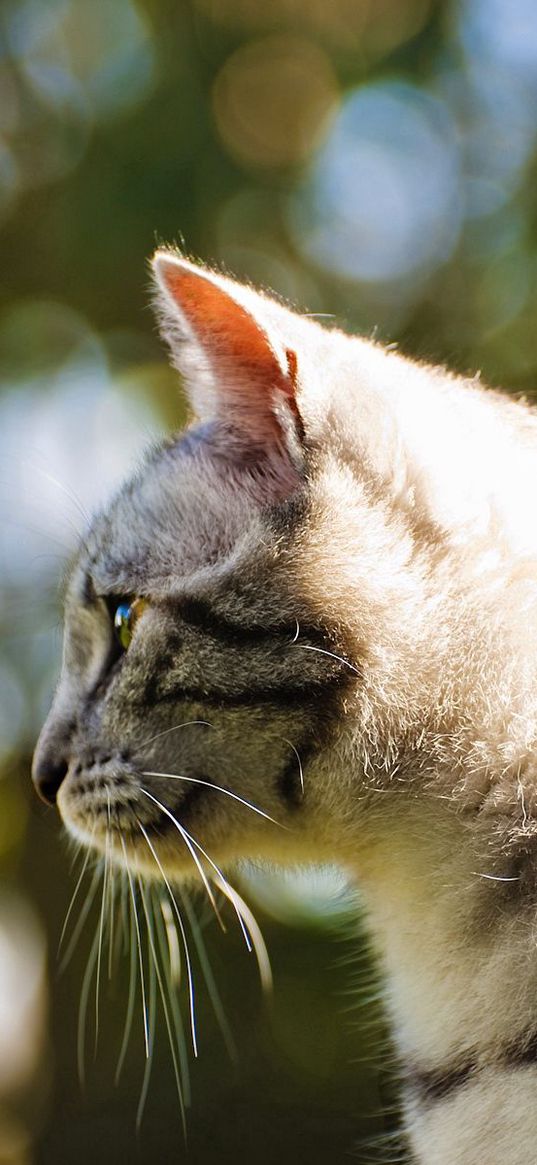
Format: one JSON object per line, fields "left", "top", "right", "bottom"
{"left": 349, "top": 803, "right": 537, "bottom": 1164}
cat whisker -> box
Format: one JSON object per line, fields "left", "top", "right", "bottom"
{"left": 107, "top": 858, "right": 117, "bottom": 981}
{"left": 140, "top": 788, "right": 237, "bottom": 932}
{"left": 139, "top": 790, "right": 270, "bottom": 989}
{"left": 174, "top": 837, "right": 254, "bottom": 963}
{"left": 151, "top": 885, "right": 191, "bottom": 1106}
{"left": 59, "top": 862, "right": 102, "bottom": 974}
{"left": 135, "top": 817, "right": 198, "bottom": 1057}
{"left": 137, "top": 720, "right": 214, "bottom": 751}
{"left": 68, "top": 840, "right": 84, "bottom": 875}
{"left": 139, "top": 787, "right": 224, "bottom": 930}
{"left": 106, "top": 791, "right": 116, "bottom": 981}
{"left": 119, "top": 873, "right": 130, "bottom": 958}
{"left": 120, "top": 835, "right": 150, "bottom": 1058}
{"left": 136, "top": 866, "right": 189, "bottom": 1135}
{"left": 137, "top": 788, "right": 269, "bottom": 994}
{"left": 160, "top": 895, "right": 181, "bottom": 987}
{"left": 136, "top": 884, "right": 157, "bottom": 1132}
{"left": 77, "top": 919, "right": 100, "bottom": 1086}
{"left": 58, "top": 839, "right": 94, "bottom": 958}
{"left": 292, "top": 643, "right": 361, "bottom": 676}
{"left": 282, "top": 738, "right": 304, "bottom": 796}
{"left": 141, "top": 770, "right": 286, "bottom": 830}
{"left": 115, "top": 879, "right": 137, "bottom": 1085}
{"left": 212, "top": 873, "right": 272, "bottom": 994}
{"left": 94, "top": 835, "right": 110, "bottom": 1055}
{"left": 178, "top": 885, "right": 236, "bottom": 1062}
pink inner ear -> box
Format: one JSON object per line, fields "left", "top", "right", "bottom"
{"left": 157, "top": 260, "right": 298, "bottom": 442}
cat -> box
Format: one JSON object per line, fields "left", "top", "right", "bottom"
{"left": 32, "top": 249, "right": 537, "bottom": 1164}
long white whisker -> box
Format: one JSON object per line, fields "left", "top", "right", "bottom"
{"left": 106, "top": 791, "right": 116, "bottom": 980}
{"left": 136, "top": 883, "right": 157, "bottom": 1132}
{"left": 138, "top": 720, "right": 214, "bottom": 751}
{"left": 58, "top": 842, "right": 93, "bottom": 957}
{"left": 59, "top": 863, "right": 102, "bottom": 974}
{"left": 213, "top": 874, "right": 272, "bottom": 994}
{"left": 160, "top": 896, "right": 181, "bottom": 986}
{"left": 293, "top": 643, "right": 361, "bottom": 675}
{"left": 120, "top": 836, "right": 150, "bottom": 1058}
{"left": 152, "top": 886, "right": 191, "bottom": 1105}
{"left": 77, "top": 917, "right": 100, "bottom": 1085}
{"left": 120, "top": 873, "right": 130, "bottom": 956}
{"left": 115, "top": 880, "right": 137, "bottom": 1085}
{"left": 139, "top": 788, "right": 224, "bottom": 928}
{"left": 67, "top": 842, "right": 83, "bottom": 875}
{"left": 107, "top": 861, "right": 117, "bottom": 980}
{"left": 135, "top": 817, "right": 198, "bottom": 1057}
{"left": 137, "top": 873, "right": 188, "bottom": 1138}
{"left": 142, "top": 771, "right": 285, "bottom": 830}
{"left": 179, "top": 886, "right": 236, "bottom": 1062}
{"left": 94, "top": 849, "right": 109, "bottom": 1056}
{"left": 143, "top": 797, "right": 265, "bottom": 981}
{"left": 140, "top": 787, "right": 233, "bottom": 932}
{"left": 282, "top": 738, "right": 304, "bottom": 796}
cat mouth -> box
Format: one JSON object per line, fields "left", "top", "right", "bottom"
{"left": 56, "top": 762, "right": 200, "bottom": 839}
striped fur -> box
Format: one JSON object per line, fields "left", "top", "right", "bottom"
{"left": 33, "top": 252, "right": 537, "bottom": 1162}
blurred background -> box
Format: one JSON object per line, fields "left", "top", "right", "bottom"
{"left": 1, "top": 0, "right": 537, "bottom": 1161}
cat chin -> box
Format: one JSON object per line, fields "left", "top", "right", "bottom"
{"left": 56, "top": 782, "right": 237, "bottom": 880}
{"left": 57, "top": 805, "right": 188, "bottom": 879}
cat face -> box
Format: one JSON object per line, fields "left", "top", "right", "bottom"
{"left": 32, "top": 254, "right": 362, "bottom": 880}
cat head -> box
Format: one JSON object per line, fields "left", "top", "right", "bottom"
{"left": 32, "top": 252, "right": 398, "bottom": 881}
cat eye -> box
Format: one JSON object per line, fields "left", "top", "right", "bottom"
{"left": 113, "top": 597, "right": 148, "bottom": 650}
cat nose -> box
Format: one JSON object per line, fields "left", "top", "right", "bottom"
{"left": 31, "top": 749, "right": 69, "bottom": 806}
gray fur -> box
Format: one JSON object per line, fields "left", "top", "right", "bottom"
{"left": 33, "top": 252, "right": 537, "bottom": 1164}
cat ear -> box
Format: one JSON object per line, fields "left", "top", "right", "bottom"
{"left": 151, "top": 250, "right": 304, "bottom": 475}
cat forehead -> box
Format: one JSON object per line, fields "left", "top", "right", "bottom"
{"left": 76, "top": 437, "right": 272, "bottom": 597}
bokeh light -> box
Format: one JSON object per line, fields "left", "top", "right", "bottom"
{"left": 212, "top": 36, "right": 338, "bottom": 171}
{"left": 290, "top": 81, "right": 461, "bottom": 284}
{"left": 195, "top": 0, "right": 431, "bottom": 57}
{"left": 1, "top": 0, "right": 537, "bottom": 1161}
{"left": 6, "top": 0, "right": 154, "bottom": 120}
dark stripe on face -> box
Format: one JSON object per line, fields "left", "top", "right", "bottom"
{"left": 170, "top": 596, "right": 332, "bottom": 652}
{"left": 148, "top": 672, "right": 350, "bottom": 711}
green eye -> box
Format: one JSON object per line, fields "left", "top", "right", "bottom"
{"left": 114, "top": 598, "right": 148, "bottom": 650}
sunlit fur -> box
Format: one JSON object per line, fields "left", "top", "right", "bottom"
{"left": 33, "top": 251, "right": 537, "bottom": 1163}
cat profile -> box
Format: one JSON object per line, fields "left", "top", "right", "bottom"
{"left": 33, "top": 250, "right": 537, "bottom": 1164}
